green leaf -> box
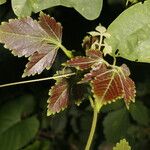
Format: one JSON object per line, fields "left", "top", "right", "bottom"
{"left": 23, "top": 140, "right": 53, "bottom": 150}
{"left": 113, "top": 139, "right": 131, "bottom": 150}
{"left": 0, "top": 12, "right": 62, "bottom": 77}
{"left": 106, "top": 1, "right": 150, "bottom": 63}
{"left": 129, "top": 101, "right": 150, "bottom": 126}
{"left": 0, "top": 0, "right": 6, "bottom": 5}
{"left": 0, "top": 95, "right": 40, "bottom": 150}
{"left": 12, "top": 0, "right": 33, "bottom": 17}
{"left": 103, "top": 108, "right": 130, "bottom": 143}
{"left": 32, "top": 0, "right": 103, "bottom": 20}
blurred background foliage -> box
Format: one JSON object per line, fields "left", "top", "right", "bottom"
{"left": 0, "top": 0, "right": 150, "bottom": 150}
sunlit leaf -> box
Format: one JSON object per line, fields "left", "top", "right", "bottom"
{"left": 106, "top": 1, "right": 150, "bottom": 63}
{"left": 47, "top": 78, "right": 69, "bottom": 116}
{"left": 113, "top": 139, "right": 131, "bottom": 150}
{"left": 92, "top": 64, "right": 135, "bottom": 109}
{"left": 12, "top": 0, "right": 32, "bottom": 17}
{"left": 0, "top": 0, "right": 6, "bottom": 5}
{"left": 32, "top": 0, "right": 103, "bottom": 20}
{"left": 0, "top": 12, "right": 62, "bottom": 77}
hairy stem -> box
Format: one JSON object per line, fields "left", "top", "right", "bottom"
{"left": 0, "top": 73, "right": 75, "bottom": 88}
{"left": 85, "top": 108, "right": 98, "bottom": 150}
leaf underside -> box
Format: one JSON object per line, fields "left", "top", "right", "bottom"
{"left": 0, "top": 12, "right": 62, "bottom": 77}
{"left": 47, "top": 78, "right": 69, "bottom": 116}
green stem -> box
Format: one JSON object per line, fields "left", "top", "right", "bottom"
{"left": 59, "top": 44, "right": 73, "bottom": 58}
{"left": 85, "top": 108, "right": 98, "bottom": 150}
{"left": 0, "top": 73, "right": 75, "bottom": 88}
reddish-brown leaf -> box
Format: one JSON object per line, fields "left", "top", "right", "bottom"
{"left": 0, "top": 13, "right": 62, "bottom": 77}
{"left": 92, "top": 64, "right": 135, "bottom": 109}
{"left": 86, "top": 49, "right": 102, "bottom": 59}
{"left": 47, "top": 79, "right": 69, "bottom": 115}
{"left": 79, "top": 63, "right": 107, "bottom": 83}
{"left": 67, "top": 56, "right": 98, "bottom": 70}
{"left": 67, "top": 50, "right": 102, "bottom": 70}
{"left": 39, "top": 12, "right": 62, "bottom": 41}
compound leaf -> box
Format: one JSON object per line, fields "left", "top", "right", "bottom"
{"left": 106, "top": 1, "right": 150, "bottom": 63}
{"left": 0, "top": 12, "right": 62, "bottom": 77}
{"left": 47, "top": 78, "right": 69, "bottom": 116}
{"left": 113, "top": 139, "right": 131, "bottom": 150}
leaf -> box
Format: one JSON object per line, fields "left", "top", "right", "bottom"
{"left": 79, "top": 63, "right": 107, "bottom": 83}
{"left": 0, "top": 95, "right": 39, "bottom": 150}
{"left": 32, "top": 0, "right": 103, "bottom": 20}
{"left": 50, "top": 111, "right": 67, "bottom": 133}
{"left": 66, "top": 49, "right": 102, "bottom": 70}
{"left": 71, "top": 84, "right": 88, "bottom": 106}
{"left": 129, "top": 101, "right": 150, "bottom": 126}
{"left": 82, "top": 36, "right": 98, "bottom": 50}
{"left": 23, "top": 140, "right": 53, "bottom": 150}
{"left": 0, "top": 0, "right": 6, "bottom": 5}
{"left": 12, "top": 0, "right": 33, "bottom": 17}
{"left": 113, "top": 139, "right": 131, "bottom": 150}
{"left": 47, "top": 78, "right": 69, "bottom": 116}
{"left": 103, "top": 108, "right": 130, "bottom": 143}
{"left": 0, "top": 12, "right": 62, "bottom": 77}
{"left": 92, "top": 64, "right": 135, "bottom": 110}
{"left": 106, "top": 1, "right": 150, "bottom": 63}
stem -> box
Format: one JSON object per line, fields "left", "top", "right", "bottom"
{"left": 59, "top": 44, "right": 73, "bottom": 58}
{"left": 85, "top": 108, "right": 98, "bottom": 150}
{"left": 0, "top": 73, "right": 75, "bottom": 88}
{"left": 113, "top": 56, "right": 117, "bottom": 66}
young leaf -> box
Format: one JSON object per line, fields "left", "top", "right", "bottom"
{"left": 0, "top": 12, "right": 62, "bottom": 77}
{"left": 113, "top": 139, "right": 131, "bottom": 150}
{"left": 47, "top": 78, "right": 69, "bottom": 116}
{"left": 66, "top": 49, "right": 102, "bottom": 70}
{"left": 92, "top": 64, "right": 135, "bottom": 108}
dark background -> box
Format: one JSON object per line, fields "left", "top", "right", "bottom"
{"left": 0, "top": 0, "right": 150, "bottom": 150}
